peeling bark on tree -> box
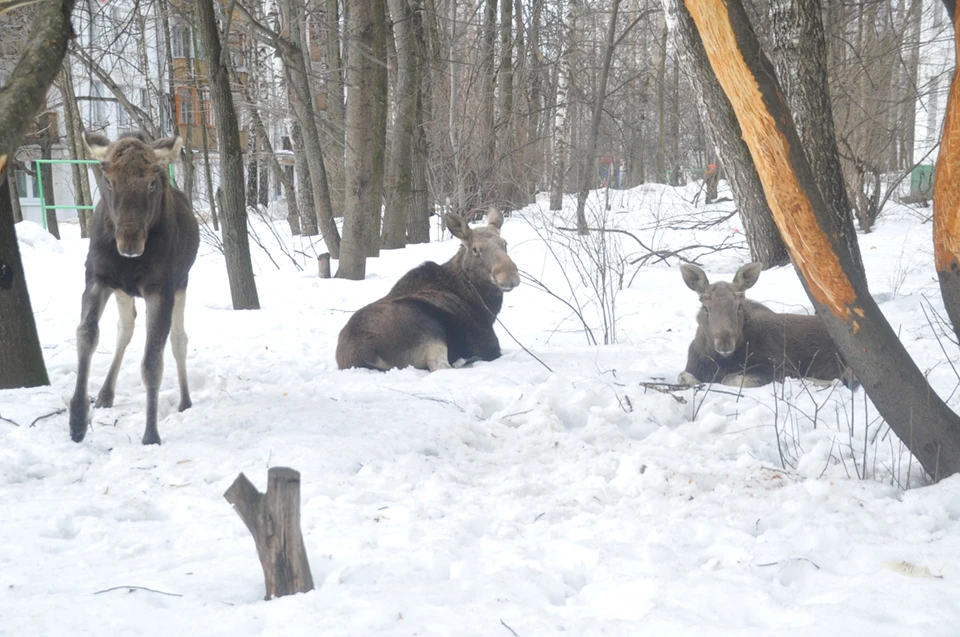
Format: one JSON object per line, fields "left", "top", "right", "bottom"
{"left": 224, "top": 468, "right": 315, "bottom": 600}
{"left": 663, "top": 0, "right": 789, "bottom": 268}
{"left": 934, "top": 0, "right": 960, "bottom": 344}
{"left": 768, "top": 0, "right": 865, "bottom": 285}
{"left": 685, "top": 0, "right": 960, "bottom": 479}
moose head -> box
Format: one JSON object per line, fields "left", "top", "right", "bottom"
{"left": 84, "top": 132, "right": 182, "bottom": 258}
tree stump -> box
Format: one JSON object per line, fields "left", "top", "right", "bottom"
{"left": 224, "top": 467, "right": 315, "bottom": 599}
{"left": 318, "top": 253, "right": 331, "bottom": 279}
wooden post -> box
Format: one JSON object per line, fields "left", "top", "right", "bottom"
{"left": 318, "top": 253, "right": 331, "bottom": 279}
{"left": 224, "top": 467, "right": 315, "bottom": 599}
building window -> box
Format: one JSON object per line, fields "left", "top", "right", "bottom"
{"left": 176, "top": 87, "right": 194, "bottom": 126}
{"left": 202, "top": 88, "right": 214, "bottom": 127}
{"left": 171, "top": 23, "right": 192, "bottom": 59}
{"left": 15, "top": 170, "right": 40, "bottom": 199}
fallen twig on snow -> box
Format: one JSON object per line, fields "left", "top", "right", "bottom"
{"left": 93, "top": 585, "right": 183, "bottom": 597}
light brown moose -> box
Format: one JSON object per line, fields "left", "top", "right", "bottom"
{"left": 337, "top": 209, "right": 519, "bottom": 371}
{"left": 678, "top": 262, "right": 854, "bottom": 388}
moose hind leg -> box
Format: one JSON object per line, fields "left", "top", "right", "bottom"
{"left": 424, "top": 341, "right": 452, "bottom": 372}
{"left": 69, "top": 282, "right": 112, "bottom": 442}
{"left": 141, "top": 290, "right": 175, "bottom": 445}
{"left": 170, "top": 289, "right": 191, "bottom": 412}
{"left": 96, "top": 291, "right": 136, "bottom": 409}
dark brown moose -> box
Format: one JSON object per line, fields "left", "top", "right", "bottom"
{"left": 337, "top": 210, "right": 519, "bottom": 371}
{"left": 69, "top": 132, "right": 200, "bottom": 445}
{"left": 678, "top": 262, "right": 853, "bottom": 388}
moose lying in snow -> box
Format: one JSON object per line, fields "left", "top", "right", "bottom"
{"left": 678, "top": 262, "right": 854, "bottom": 388}
{"left": 337, "top": 209, "right": 519, "bottom": 371}
{"left": 69, "top": 132, "right": 200, "bottom": 445}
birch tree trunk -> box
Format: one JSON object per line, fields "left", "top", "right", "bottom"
{"left": 382, "top": 0, "right": 419, "bottom": 249}
{"left": 549, "top": 0, "right": 577, "bottom": 211}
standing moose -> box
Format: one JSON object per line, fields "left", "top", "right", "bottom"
{"left": 69, "top": 132, "right": 200, "bottom": 445}
{"left": 678, "top": 262, "right": 853, "bottom": 388}
{"left": 337, "top": 210, "right": 519, "bottom": 371}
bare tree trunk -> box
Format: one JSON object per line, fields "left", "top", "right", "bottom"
{"left": 382, "top": 0, "right": 419, "bottom": 249}
{"left": 337, "top": 0, "right": 388, "bottom": 279}
{"left": 480, "top": 0, "right": 497, "bottom": 204}
{"left": 196, "top": 0, "right": 261, "bottom": 310}
{"left": 663, "top": 0, "right": 789, "bottom": 267}
{"left": 7, "top": 170, "right": 23, "bottom": 224}
{"left": 549, "top": 0, "right": 577, "bottom": 211}
{"left": 274, "top": 0, "right": 342, "bottom": 256}
{"left": 447, "top": 0, "right": 466, "bottom": 217}
{"left": 0, "top": 0, "right": 75, "bottom": 389}
{"left": 574, "top": 0, "right": 621, "bottom": 234}
{"left": 407, "top": 0, "right": 432, "bottom": 244}
{"left": 247, "top": 129, "right": 259, "bottom": 209}
{"left": 323, "top": 0, "right": 347, "bottom": 218}
{"left": 685, "top": 0, "right": 960, "bottom": 479}
{"left": 290, "top": 118, "right": 318, "bottom": 235}
{"left": 654, "top": 11, "right": 668, "bottom": 182}
{"left": 60, "top": 59, "right": 92, "bottom": 237}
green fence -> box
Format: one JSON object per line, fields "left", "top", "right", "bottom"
{"left": 34, "top": 159, "right": 176, "bottom": 232}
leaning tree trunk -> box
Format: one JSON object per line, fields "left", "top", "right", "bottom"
{"left": 381, "top": 0, "right": 419, "bottom": 249}
{"left": 0, "top": 0, "right": 75, "bottom": 390}
{"left": 574, "top": 0, "right": 621, "bottom": 235}
{"left": 196, "top": 0, "right": 261, "bottom": 310}
{"left": 769, "top": 0, "right": 865, "bottom": 285}
{"left": 337, "top": 0, "right": 388, "bottom": 280}
{"left": 684, "top": 0, "right": 960, "bottom": 479}
{"left": 276, "top": 0, "right": 341, "bottom": 256}
{"left": 663, "top": 0, "right": 789, "bottom": 268}
{"left": 935, "top": 0, "right": 960, "bottom": 345}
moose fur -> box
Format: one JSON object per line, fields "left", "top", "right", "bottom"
{"left": 678, "top": 262, "right": 853, "bottom": 388}
{"left": 337, "top": 210, "right": 519, "bottom": 371}
{"left": 69, "top": 131, "right": 200, "bottom": 445}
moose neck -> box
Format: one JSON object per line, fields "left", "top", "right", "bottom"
{"left": 446, "top": 248, "right": 504, "bottom": 318}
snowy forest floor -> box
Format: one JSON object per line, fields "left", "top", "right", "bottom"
{"left": 2, "top": 182, "right": 960, "bottom": 636}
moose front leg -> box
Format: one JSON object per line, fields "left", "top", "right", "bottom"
{"left": 96, "top": 291, "right": 136, "bottom": 409}
{"left": 69, "top": 281, "right": 112, "bottom": 442}
{"left": 141, "top": 289, "right": 175, "bottom": 445}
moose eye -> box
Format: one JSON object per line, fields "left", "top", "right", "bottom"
{"left": 148, "top": 180, "right": 157, "bottom": 193}
{"left": 472, "top": 246, "right": 481, "bottom": 256}
{"left": 703, "top": 306, "right": 710, "bottom": 315}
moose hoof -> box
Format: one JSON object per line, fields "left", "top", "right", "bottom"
{"left": 178, "top": 397, "right": 192, "bottom": 413}
{"left": 141, "top": 432, "right": 162, "bottom": 446}
{"left": 69, "top": 398, "right": 89, "bottom": 442}
{"left": 721, "top": 373, "right": 768, "bottom": 388}
{"left": 95, "top": 390, "right": 114, "bottom": 409}
{"left": 677, "top": 372, "right": 700, "bottom": 386}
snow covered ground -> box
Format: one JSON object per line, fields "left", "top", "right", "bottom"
{"left": 2, "top": 183, "right": 960, "bottom": 636}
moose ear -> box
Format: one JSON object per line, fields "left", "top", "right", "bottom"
{"left": 732, "top": 262, "right": 762, "bottom": 291}
{"left": 680, "top": 264, "right": 709, "bottom": 293}
{"left": 486, "top": 206, "right": 504, "bottom": 230}
{"left": 83, "top": 132, "right": 111, "bottom": 161}
{"left": 151, "top": 136, "right": 183, "bottom": 164}
{"left": 445, "top": 213, "right": 472, "bottom": 242}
